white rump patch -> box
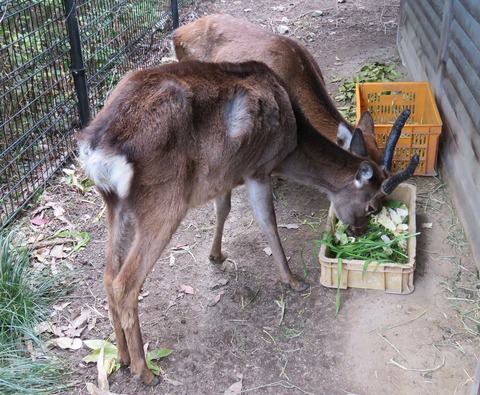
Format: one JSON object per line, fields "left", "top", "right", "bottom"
{"left": 78, "top": 141, "right": 133, "bottom": 199}
{"left": 336, "top": 123, "right": 352, "bottom": 150}
{"left": 224, "top": 89, "right": 252, "bottom": 138}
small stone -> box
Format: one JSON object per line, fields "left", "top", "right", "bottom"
{"left": 277, "top": 25, "right": 289, "bottom": 35}
{"left": 312, "top": 10, "right": 324, "bottom": 17}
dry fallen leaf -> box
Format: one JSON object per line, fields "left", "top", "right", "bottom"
{"left": 52, "top": 337, "right": 83, "bottom": 350}
{"left": 50, "top": 244, "right": 67, "bottom": 258}
{"left": 34, "top": 321, "right": 54, "bottom": 335}
{"left": 224, "top": 373, "right": 243, "bottom": 395}
{"left": 31, "top": 217, "right": 48, "bottom": 226}
{"left": 71, "top": 309, "right": 92, "bottom": 329}
{"left": 180, "top": 284, "right": 195, "bottom": 295}
{"left": 33, "top": 247, "right": 48, "bottom": 262}
{"left": 45, "top": 201, "right": 71, "bottom": 225}
{"left": 163, "top": 378, "right": 184, "bottom": 386}
{"left": 97, "top": 345, "right": 109, "bottom": 391}
{"left": 85, "top": 383, "right": 125, "bottom": 395}
{"left": 208, "top": 291, "right": 226, "bottom": 307}
{"left": 27, "top": 233, "right": 45, "bottom": 244}
{"left": 53, "top": 301, "right": 72, "bottom": 312}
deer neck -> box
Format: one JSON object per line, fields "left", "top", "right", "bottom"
{"left": 273, "top": 106, "right": 364, "bottom": 194}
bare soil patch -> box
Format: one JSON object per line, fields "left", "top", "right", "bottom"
{"left": 23, "top": 1, "right": 478, "bottom": 394}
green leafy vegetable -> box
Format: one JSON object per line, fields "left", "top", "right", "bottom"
{"left": 315, "top": 200, "right": 419, "bottom": 268}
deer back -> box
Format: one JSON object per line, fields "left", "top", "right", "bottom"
{"left": 77, "top": 61, "right": 298, "bottom": 208}
{"left": 173, "top": 14, "right": 382, "bottom": 164}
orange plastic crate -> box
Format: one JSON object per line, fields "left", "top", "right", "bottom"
{"left": 356, "top": 82, "right": 442, "bottom": 176}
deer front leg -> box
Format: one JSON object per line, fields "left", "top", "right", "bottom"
{"left": 244, "top": 177, "right": 309, "bottom": 292}
{"left": 209, "top": 191, "right": 232, "bottom": 262}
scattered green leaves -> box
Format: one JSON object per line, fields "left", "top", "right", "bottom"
{"left": 333, "top": 62, "right": 403, "bottom": 123}
{"left": 83, "top": 339, "right": 172, "bottom": 377}
{"left": 52, "top": 231, "right": 90, "bottom": 254}
{"left": 146, "top": 348, "right": 173, "bottom": 376}
{"left": 63, "top": 168, "right": 93, "bottom": 193}
{"left": 83, "top": 340, "right": 120, "bottom": 376}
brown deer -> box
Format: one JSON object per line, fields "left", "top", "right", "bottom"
{"left": 173, "top": 13, "right": 382, "bottom": 163}
{"left": 77, "top": 60, "right": 417, "bottom": 385}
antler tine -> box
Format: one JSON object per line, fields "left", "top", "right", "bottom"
{"left": 380, "top": 108, "right": 411, "bottom": 171}
{"left": 382, "top": 154, "right": 419, "bottom": 195}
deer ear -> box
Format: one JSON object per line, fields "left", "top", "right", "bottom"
{"left": 356, "top": 111, "right": 374, "bottom": 136}
{"left": 336, "top": 123, "right": 352, "bottom": 150}
{"left": 365, "top": 202, "right": 381, "bottom": 215}
{"left": 350, "top": 128, "right": 368, "bottom": 157}
{"left": 354, "top": 162, "right": 374, "bottom": 188}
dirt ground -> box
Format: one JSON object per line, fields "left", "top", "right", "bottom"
{"left": 27, "top": 1, "right": 479, "bottom": 394}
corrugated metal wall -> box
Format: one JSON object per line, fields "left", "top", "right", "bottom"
{"left": 397, "top": 0, "right": 480, "bottom": 268}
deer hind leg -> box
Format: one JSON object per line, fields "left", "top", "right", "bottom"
{"left": 103, "top": 200, "right": 133, "bottom": 366}
{"left": 244, "top": 177, "right": 309, "bottom": 292}
{"left": 104, "top": 195, "right": 188, "bottom": 385}
{"left": 209, "top": 191, "right": 231, "bottom": 263}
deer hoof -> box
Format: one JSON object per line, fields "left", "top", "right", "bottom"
{"left": 209, "top": 252, "right": 228, "bottom": 263}
{"left": 283, "top": 279, "right": 310, "bottom": 293}
{"left": 117, "top": 352, "right": 131, "bottom": 367}
{"left": 134, "top": 370, "right": 160, "bottom": 386}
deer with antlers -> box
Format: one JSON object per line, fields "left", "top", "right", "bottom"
{"left": 173, "top": 13, "right": 383, "bottom": 163}
{"left": 77, "top": 59, "right": 417, "bottom": 384}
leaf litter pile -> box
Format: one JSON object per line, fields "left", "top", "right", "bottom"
{"left": 317, "top": 199, "right": 419, "bottom": 266}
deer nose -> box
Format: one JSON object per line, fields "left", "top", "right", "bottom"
{"left": 346, "top": 224, "right": 367, "bottom": 237}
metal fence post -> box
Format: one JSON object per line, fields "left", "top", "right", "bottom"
{"left": 63, "top": 0, "right": 91, "bottom": 127}
{"left": 171, "top": 0, "right": 179, "bottom": 29}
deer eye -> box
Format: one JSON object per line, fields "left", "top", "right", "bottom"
{"left": 366, "top": 204, "right": 380, "bottom": 215}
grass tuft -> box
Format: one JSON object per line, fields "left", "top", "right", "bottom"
{"left": 0, "top": 229, "right": 69, "bottom": 394}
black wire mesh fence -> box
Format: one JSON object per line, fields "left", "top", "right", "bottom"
{"left": 1, "top": 0, "right": 190, "bottom": 227}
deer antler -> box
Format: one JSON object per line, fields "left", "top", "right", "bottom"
{"left": 382, "top": 154, "right": 419, "bottom": 194}
{"left": 380, "top": 108, "right": 411, "bottom": 171}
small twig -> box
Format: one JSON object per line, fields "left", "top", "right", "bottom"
{"left": 275, "top": 294, "right": 286, "bottom": 325}
{"left": 388, "top": 346, "right": 446, "bottom": 373}
{"left": 279, "top": 359, "right": 290, "bottom": 381}
{"left": 23, "top": 238, "right": 74, "bottom": 250}
{"left": 377, "top": 333, "right": 408, "bottom": 362}
{"left": 94, "top": 205, "right": 106, "bottom": 223}
{"left": 375, "top": 310, "right": 427, "bottom": 333}
{"left": 462, "top": 369, "right": 473, "bottom": 385}
{"left": 241, "top": 286, "right": 261, "bottom": 310}
{"left": 226, "top": 258, "right": 238, "bottom": 282}
{"left": 262, "top": 329, "right": 276, "bottom": 345}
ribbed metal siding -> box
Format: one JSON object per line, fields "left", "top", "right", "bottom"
{"left": 397, "top": 0, "right": 444, "bottom": 81}
{"left": 398, "top": 0, "right": 480, "bottom": 271}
